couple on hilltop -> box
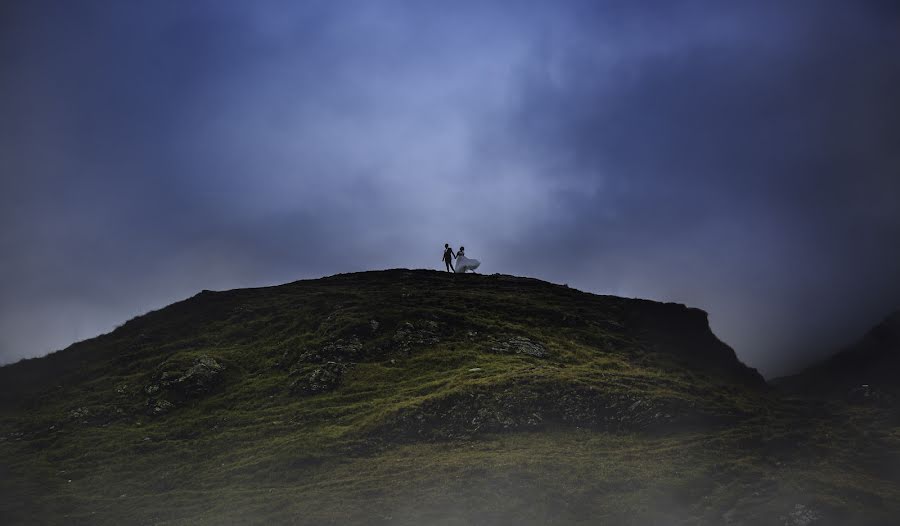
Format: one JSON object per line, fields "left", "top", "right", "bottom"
{"left": 443, "top": 244, "right": 480, "bottom": 274}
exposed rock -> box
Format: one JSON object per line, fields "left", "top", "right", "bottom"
{"left": 370, "top": 319, "right": 380, "bottom": 332}
{"left": 65, "top": 405, "right": 120, "bottom": 426}
{"left": 380, "top": 383, "right": 688, "bottom": 440}
{"left": 150, "top": 400, "right": 175, "bottom": 415}
{"left": 173, "top": 356, "right": 225, "bottom": 397}
{"left": 392, "top": 321, "right": 440, "bottom": 353}
{"left": 231, "top": 304, "right": 252, "bottom": 315}
{"left": 144, "top": 355, "right": 227, "bottom": 415}
{"left": 68, "top": 407, "right": 90, "bottom": 421}
{"left": 780, "top": 504, "right": 820, "bottom": 526}
{"left": 299, "top": 337, "right": 363, "bottom": 363}
{"left": 489, "top": 336, "right": 549, "bottom": 358}
{"left": 291, "top": 362, "right": 350, "bottom": 395}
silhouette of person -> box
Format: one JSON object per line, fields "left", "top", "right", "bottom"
{"left": 443, "top": 243, "right": 456, "bottom": 272}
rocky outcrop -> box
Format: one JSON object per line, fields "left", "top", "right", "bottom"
{"left": 488, "top": 336, "right": 549, "bottom": 358}
{"left": 624, "top": 301, "right": 765, "bottom": 387}
{"left": 300, "top": 337, "right": 364, "bottom": 363}
{"left": 392, "top": 321, "right": 440, "bottom": 354}
{"left": 144, "top": 355, "right": 226, "bottom": 414}
{"left": 376, "top": 381, "right": 720, "bottom": 441}
{"left": 290, "top": 362, "right": 351, "bottom": 395}
{"left": 174, "top": 356, "right": 226, "bottom": 397}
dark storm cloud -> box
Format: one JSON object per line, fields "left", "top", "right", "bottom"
{"left": 0, "top": 0, "right": 536, "bottom": 362}
{"left": 483, "top": 1, "right": 900, "bottom": 374}
{"left": 1, "top": 1, "right": 899, "bottom": 376}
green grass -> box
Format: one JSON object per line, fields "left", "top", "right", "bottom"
{"left": 1, "top": 270, "right": 898, "bottom": 524}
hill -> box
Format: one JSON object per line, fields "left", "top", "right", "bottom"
{"left": 1, "top": 270, "right": 898, "bottom": 525}
{"left": 774, "top": 310, "right": 900, "bottom": 400}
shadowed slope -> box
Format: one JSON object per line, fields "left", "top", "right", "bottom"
{"left": 0, "top": 270, "right": 763, "bottom": 410}
{"left": 774, "top": 310, "right": 900, "bottom": 396}
{"left": 4, "top": 271, "right": 898, "bottom": 525}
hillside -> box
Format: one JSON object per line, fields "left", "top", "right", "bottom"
{"left": 774, "top": 311, "right": 900, "bottom": 399}
{"left": 1, "top": 270, "right": 899, "bottom": 525}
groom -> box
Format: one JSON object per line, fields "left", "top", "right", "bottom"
{"left": 442, "top": 243, "right": 456, "bottom": 272}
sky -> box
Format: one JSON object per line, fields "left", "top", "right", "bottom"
{"left": 2, "top": 1, "right": 899, "bottom": 377}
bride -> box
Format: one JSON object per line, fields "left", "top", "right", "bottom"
{"left": 454, "top": 246, "right": 480, "bottom": 273}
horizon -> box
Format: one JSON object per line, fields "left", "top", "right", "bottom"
{"left": 2, "top": 1, "right": 900, "bottom": 377}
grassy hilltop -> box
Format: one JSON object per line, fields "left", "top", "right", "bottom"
{"left": 1, "top": 270, "right": 898, "bottom": 525}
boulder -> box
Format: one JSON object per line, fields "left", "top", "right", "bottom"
{"left": 299, "top": 337, "right": 363, "bottom": 363}
{"left": 68, "top": 407, "right": 90, "bottom": 421}
{"left": 150, "top": 400, "right": 175, "bottom": 416}
{"left": 489, "top": 336, "right": 549, "bottom": 358}
{"left": 173, "top": 356, "right": 225, "bottom": 397}
{"left": 144, "top": 355, "right": 227, "bottom": 415}
{"left": 65, "top": 405, "right": 120, "bottom": 426}
{"left": 291, "top": 362, "right": 351, "bottom": 395}
{"left": 392, "top": 321, "right": 440, "bottom": 354}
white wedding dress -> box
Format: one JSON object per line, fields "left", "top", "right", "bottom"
{"left": 454, "top": 250, "right": 481, "bottom": 273}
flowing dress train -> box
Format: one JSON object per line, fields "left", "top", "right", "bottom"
{"left": 454, "top": 252, "right": 480, "bottom": 273}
